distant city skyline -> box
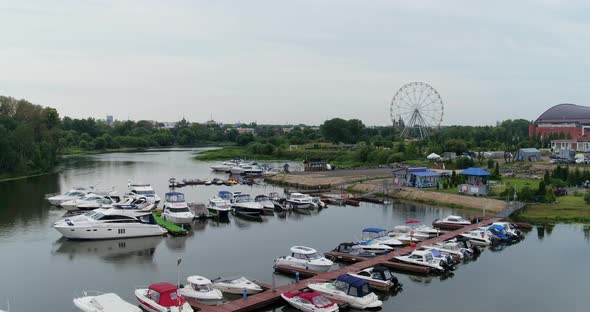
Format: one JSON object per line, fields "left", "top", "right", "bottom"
{"left": 2, "top": 0, "right": 590, "bottom": 126}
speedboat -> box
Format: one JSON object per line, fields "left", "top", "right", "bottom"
{"left": 281, "top": 291, "right": 339, "bottom": 312}
{"left": 206, "top": 197, "right": 231, "bottom": 218}
{"left": 433, "top": 215, "right": 472, "bottom": 229}
{"left": 274, "top": 246, "right": 334, "bottom": 272}
{"left": 492, "top": 222, "right": 524, "bottom": 239}
{"left": 161, "top": 192, "right": 194, "bottom": 225}
{"left": 178, "top": 276, "right": 223, "bottom": 304}
{"left": 361, "top": 228, "right": 403, "bottom": 246}
{"left": 389, "top": 225, "right": 430, "bottom": 241}
{"left": 311, "top": 197, "right": 327, "bottom": 208}
{"left": 460, "top": 228, "right": 493, "bottom": 246}
{"left": 394, "top": 249, "right": 452, "bottom": 272}
{"left": 331, "top": 242, "right": 377, "bottom": 259}
{"left": 287, "top": 193, "right": 313, "bottom": 209}
{"left": 61, "top": 193, "right": 120, "bottom": 211}
{"left": 347, "top": 265, "right": 400, "bottom": 290}
{"left": 255, "top": 195, "right": 275, "bottom": 210}
{"left": 113, "top": 195, "right": 156, "bottom": 211}
{"left": 355, "top": 239, "right": 393, "bottom": 254}
{"left": 48, "top": 187, "right": 91, "bottom": 206}
{"left": 135, "top": 283, "right": 193, "bottom": 312}
{"left": 127, "top": 182, "right": 161, "bottom": 205}
{"left": 413, "top": 224, "right": 443, "bottom": 237}
{"left": 211, "top": 276, "right": 263, "bottom": 295}
{"left": 414, "top": 246, "right": 457, "bottom": 266}
{"left": 487, "top": 224, "right": 519, "bottom": 243}
{"left": 211, "top": 161, "right": 237, "bottom": 172}
{"left": 423, "top": 240, "right": 475, "bottom": 260}
{"left": 231, "top": 194, "right": 263, "bottom": 216}
{"left": 74, "top": 292, "right": 141, "bottom": 312}
{"left": 53, "top": 208, "right": 167, "bottom": 240}
{"left": 307, "top": 274, "right": 382, "bottom": 310}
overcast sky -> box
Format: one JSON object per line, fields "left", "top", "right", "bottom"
{"left": 2, "top": 0, "right": 590, "bottom": 126}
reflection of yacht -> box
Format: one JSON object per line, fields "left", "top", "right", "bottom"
{"left": 74, "top": 292, "right": 141, "bottom": 312}
{"left": 127, "top": 182, "right": 161, "bottom": 205}
{"left": 53, "top": 208, "right": 167, "bottom": 240}
{"left": 53, "top": 236, "right": 162, "bottom": 261}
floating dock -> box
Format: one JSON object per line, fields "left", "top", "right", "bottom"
{"left": 152, "top": 213, "right": 188, "bottom": 236}
{"left": 192, "top": 218, "right": 503, "bottom": 312}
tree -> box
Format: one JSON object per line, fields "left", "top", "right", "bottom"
{"left": 493, "top": 162, "right": 500, "bottom": 179}
{"left": 544, "top": 170, "right": 551, "bottom": 185}
{"left": 320, "top": 118, "right": 365, "bottom": 144}
{"left": 545, "top": 188, "right": 556, "bottom": 203}
{"left": 538, "top": 181, "right": 546, "bottom": 196}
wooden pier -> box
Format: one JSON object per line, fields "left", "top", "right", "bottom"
{"left": 189, "top": 218, "right": 502, "bottom": 312}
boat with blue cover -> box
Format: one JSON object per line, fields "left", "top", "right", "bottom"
{"left": 308, "top": 274, "right": 382, "bottom": 310}
{"left": 362, "top": 227, "right": 403, "bottom": 246}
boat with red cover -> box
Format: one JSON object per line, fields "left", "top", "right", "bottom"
{"left": 281, "top": 291, "right": 339, "bottom": 312}
{"left": 134, "top": 282, "right": 193, "bottom": 312}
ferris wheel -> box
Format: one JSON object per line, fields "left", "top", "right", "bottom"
{"left": 390, "top": 82, "right": 444, "bottom": 140}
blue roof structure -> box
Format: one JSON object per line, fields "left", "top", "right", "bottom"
{"left": 337, "top": 274, "right": 368, "bottom": 288}
{"left": 411, "top": 171, "right": 440, "bottom": 177}
{"left": 362, "top": 227, "right": 386, "bottom": 233}
{"left": 460, "top": 167, "right": 491, "bottom": 176}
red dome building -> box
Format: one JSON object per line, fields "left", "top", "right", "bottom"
{"left": 530, "top": 103, "right": 590, "bottom": 152}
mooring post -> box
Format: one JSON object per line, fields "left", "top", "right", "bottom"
{"left": 295, "top": 271, "right": 300, "bottom": 283}
{"left": 242, "top": 287, "right": 247, "bottom": 299}
{"left": 272, "top": 273, "right": 276, "bottom": 292}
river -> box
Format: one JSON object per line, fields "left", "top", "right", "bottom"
{"left": 0, "top": 149, "right": 587, "bottom": 312}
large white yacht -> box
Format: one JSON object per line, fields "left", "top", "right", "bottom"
{"left": 47, "top": 187, "right": 92, "bottom": 206}
{"left": 161, "top": 192, "right": 194, "bottom": 225}
{"left": 127, "top": 182, "right": 161, "bottom": 205}
{"left": 53, "top": 208, "right": 167, "bottom": 240}
{"left": 61, "top": 193, "right": 121, "bottom": 211}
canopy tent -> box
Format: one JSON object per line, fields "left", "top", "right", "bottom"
{"left": 426, "top": 153, "right": 441, "bottom": 160}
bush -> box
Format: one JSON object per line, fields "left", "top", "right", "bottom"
{"left": 487, "top": 158, "right": 495, "bottom": 169}
{"left": 545, "top": 188, "right": 556, "bottom": 203}
{"left": 584, "top": 192, "right": 590, "bottom": 204}
{"left": 500, "top": 185, "right": 515, "bottom": 200}
{"left": 518, "top": 186, "right": 536, "bottom": 202}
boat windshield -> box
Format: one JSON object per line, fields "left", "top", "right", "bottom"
{"left": 424, "top": 253, "right": 434, "bottom": 262}
{"left": 306, "top": 252, "right": 322, "bottom": 260}
{"left": 166, "top": 194, "right": 185, "bottom": 202}
{"left": 65, "top": 191, "right": 84, "bottom": 196}
{"left": 235, "top": 195, "right": 252, "bottom": 202}
{"left": 135, "top": 190, "right": 155, "bottom": 195}
{"left": 168, "top": 207, "right": 189, "bottom": 213}
{"left": 90, "top": 213, "right": 105, "bottom": 220}
{"left": 192, "top": 284, "right": 212, "bottom": 292}
{"left": 312, "top": 295, "right": 332, "bottom": 307}
{"left": 382, "top": 270, "right": 392, "bottom": 280}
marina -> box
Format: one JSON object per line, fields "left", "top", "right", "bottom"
{"left": 0, "top": 150, "right": 588, "bottom": 311}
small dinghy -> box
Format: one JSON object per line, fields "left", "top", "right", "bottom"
{"left": 178, "top": 276, "right": 223, "bottom": 305}
{"left": 74, "top": 292, "right": 141, "bottom": 312}
{"left": 211, "top": 276, "right": 263, "bottom": 295}
{"left": 281, "top": 291, "right": 339, "bottom": 312}
{"left": 135, "top": 283, "right": 193, "bottom": 312}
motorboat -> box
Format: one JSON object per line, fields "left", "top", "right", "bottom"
{"left": 230, "top": 163, "right": 263, "bottom": 175}
{"left": 394, "top": 249, "right": 452, "bottom": 272}
{"left": 413, "top": 224, "right": 443, "bottom": 237}
{"left": 261, "top": 168, "right": 281, "bottom": 177}
{"left": 361, "top": 228, "right": 403, "bottom": 247}
{"left": 211, "top": 276, "right": 263, "bottom": 295}
{"left": 281, "top": 291, "right": 339, "bottom": 312}
{"left": 112, "top": 195, "right": 156, "bottom": 211}
{"left": 74, "top": 291, "right": 141, "bottom": 312}
{"left": 414, "top": 246, "right": 457, "bottom": 266}
{"left": 255, "top": 195, "right": 275, "bottom": 210}
{"left": 135, "top": 283, "right": 193, "bottom": 312}
{"left": 311, "top": 197, "right": 327, "bottom": 208}
{"left": 433, "top": 215, "right": 472, "bottom": 229}
{"left": 487, "top": 224, "right": 519, "bottom": 243}
{"left": 355, "top": 239, "right": 393, "bottom": 254}
{"left": 231, "top": 194, "right": 263, "bottom": 216}
{"left": 347, "top": 265, "right": 400, "bottom": 290}
{"left": 274, "top": 246, "right": 334, "bottom": 272}
{"left": 491, "top": 222, "right": 524, "bottom": 239}
{"left": 218, "top": 191, "right": 235, "bottom": 205}
{"left": 331, "top": 242, "right": 377, "bottom": 258}
{"left": 460, "top": 228, "right": 493, "bottom": 246}
{"left": 178, "top": 276, "right": 223, "bottom": 304}
{"left": 307, "top": 274, "right": 382, "bottom": 310}
{"left": 53, "top": 208, "right": 167, "bottom": 240}
{"left": 423, "top": 240, "right": 476, "bottom": 260}
{"left": 287, "top": 193, "right": 313, "bottom": 209}
{"left": 161, "top": 192, "right": 194, "bottom": 225}
{"left": 210, "top": 161, "right": 237, "bottom": 172}
{"left": 48, "top": 187, "right": 91, "bottom": 206}
{"left": 388, "top": 225, "right": 430, "bottom": 241}
{"left": 61, "top": 193, "right": 121, "bottom": 211}
{"left": 127, "top": 182, "right": 161, "bottom": 205}
{"left": 206, "top": 197, "right": 231, "bottom": 218}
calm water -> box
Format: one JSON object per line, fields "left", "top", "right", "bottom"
{"left": 0, "top": 149, "right": 588, "bottom": 312}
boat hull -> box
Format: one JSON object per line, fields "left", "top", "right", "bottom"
{"left": 54, "top": 224, "right": 167, "bottom": 240}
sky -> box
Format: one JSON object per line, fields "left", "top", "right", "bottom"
{"left": 2, "top": 0, "right": 590, "bottom": 126}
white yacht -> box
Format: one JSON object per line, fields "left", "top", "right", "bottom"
{"left": 74, "top": 292, "right": 141, "bottom": 312}
{"left": 307, "top": 274, "right": 382, "bottom": 310}
{"left": 230, "top": 162, "right": 263, "bottom": 175}
{"left": 207, "top": 197, "right": 231, "bottom": 218}
{"left": 394, "top": 249, "right": 451, "bottom": 272}
{"left": 286, "top": 193, "right": 313, "bottom": 209}
{"left": 231, "top": 194, "right": 263, "bottom": 216}
{"left": 460, "top": 228, "right": 493, "bottom": 246}
{"left": 112, "top": 195, "right": 156, "bottom": 212}
{"left": 178, "top": 276, "right": 223, "bottom": 304}
{"left": 161, "top": 192, "right": 194, "bottom": 225}
{"left": 355, "top": 239, "right": 394, "bottom": 254}
{"left": 361, "top": 228, "right": 403, "bottom": 247}
{"left": 61, "top": 193, "right": 120, "bottom": 211}
{"left": 433, "top": 215, "right": 472, "bottom": 228}
{"left": 347, "top": 265, "right": 400, "bottom": 290}
{"left": 127, "top": 182, "right": 161, "bottom": 205}
{"left": 274, "top": 246, "right": 334, "bottom": 272}
{"left": 255, "top": 195, "right": 275, "bottom": 210}
{"left": 211, "top": 277, "right": 263, "bottom": 295}
{"left": 210, "top": 161, "right": 237, "bottom": 172}
{"left": 389, "top": 225, "right": 430, "bottom": 241}
{"left": 53, "top": 208, "right": 167, "bottom": 240}
{"left": 47, "top": 187, "right": 91, "bottom": 206}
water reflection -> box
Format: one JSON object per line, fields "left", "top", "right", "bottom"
{"left": 52, "top": 236, "right": 162, "bottom": 264}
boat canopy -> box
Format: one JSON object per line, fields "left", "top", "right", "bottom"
{"left": 149, "top": 282, "right": 177, "bottom": 293}
{"left": 187, "top": 275, "right": 212, "bottom": 285}
{"left": 362, "top": 227, "right": 386, "bottom": 233}
{"left": 431, "top": 249, "right": 442, "bottom": 258}
{"left": 335, "top": 274, "right": 370, "bottom": 297}
{"left": 148, "top": 283, "right": 184, "bottom": 307}
{"left": 372, "top": 265, "right": 391, "bottom": 274}
{"left": 290, "top": 246, "right": 318, "bottom": 255}
{"left": 218, "top": 191, "right": 232, "bottom": 196}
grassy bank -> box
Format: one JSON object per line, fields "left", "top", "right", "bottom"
{"left": 515, "top": 195, "right": 590, "bottom": 223}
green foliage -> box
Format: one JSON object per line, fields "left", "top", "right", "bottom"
{"left": 517, "top": 186, "right": 537, "bottom": 202}
{"left": 584, "top": 192, "right": 590, "bottom": 204}
{"left": 545, "top": 188, "right": 556, "bottom": 203}
{"left": 544, "top": 170, "right": 551, "bottom": 185}
{"left": 492, "top": 162, "right": 501, "bottom": 180}
{"left": 487, "top": 158, "right": 494, "bottom": 169}
{"left": 537, "top": 181, "right": 546, "bottom": 196}
{"left": 454, "top": 157, "right": 474, "bottom": 169}
{"left": 320, "top": 118, "right": 366, "bottom": 144}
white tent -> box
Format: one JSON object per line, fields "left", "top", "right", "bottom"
{"left": 427, "top": 153, "right": 441, "bottom": 160}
